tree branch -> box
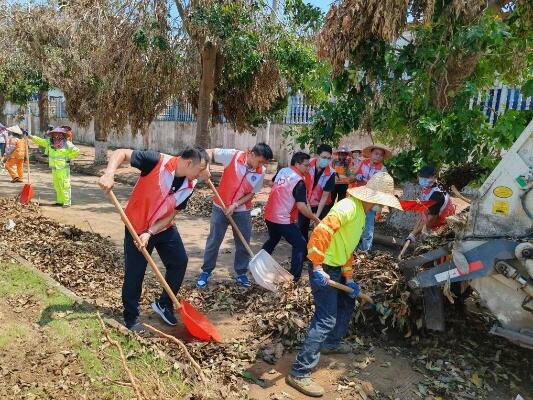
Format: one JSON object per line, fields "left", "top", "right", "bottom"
{"left": 96, "top": 312, "right": 146, "bottom": 400}
{"left": 143, "top": 323, "right": 207, "bottom": 384}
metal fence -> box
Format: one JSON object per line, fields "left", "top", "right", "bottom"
{"left": 26, "top": 87, "right": 533, "bottom": 127}
{"left": 470, "top": 86, "right": 532, "bottom": 126}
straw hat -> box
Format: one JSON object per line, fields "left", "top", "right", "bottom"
{"left": 6, "top": 125, "right": 23, "bottom": 136}
{"left": 47, "top": 126, "right": 69, "bottom": 136}
{"left": 362, "top": 144, "right": 392, "bottom": 160}
{"left": 347, "top": 172, "right": 403, "bottom": 210}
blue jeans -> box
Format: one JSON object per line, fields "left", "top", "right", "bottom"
{"left": 201, "top": 205, "right": 252, "bottom": 276}
{"left": 358, "top": 210, "right": 376, "bottom": 251}
{"left": 262, "top": 220, "right": 307, "bottom": 280}
{"left": 290, "top": 266, "right": 356, "bottom": 377}
{"left": 123, "top": 225, "right": 188, "bottom": 325}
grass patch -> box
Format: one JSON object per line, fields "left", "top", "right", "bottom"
{"left": 0, "top": 260, "right": 189, "bottom": 399}
{"left": 0, "top": 322, "right": 29, "bottom": 348}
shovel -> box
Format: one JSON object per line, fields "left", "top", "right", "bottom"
{"left": 19, "top": 136, "right": 34, "bottom": 204}
{"left": 206, "top": 179, "right": 293, "bottom": 291}
{"left": 108, "top": 190, "right": 221, "bottom": 342}
{"left": 206, "top": 180, "right": 372, "bottom": 303}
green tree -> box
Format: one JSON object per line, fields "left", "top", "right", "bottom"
{"left": 298, "top": 0, "right": 533, "bottom": 179}
{"left": 174, "top": 0, "right": 327, "bottom": 147}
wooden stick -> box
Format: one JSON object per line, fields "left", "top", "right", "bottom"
{"left": 206, "top": 179, "right": 255, "bottom": 257}
{"left": 96, "top": 312, "right": 146, "bottom": 400}
{"left": 328, "top": 280, "right": 373, "bottom": 304}
{"left": 451, "top": 185, "right": 472, "bottom": 204}
{"left": 108, "top": 190, "right": 182, "bottom": 311}
{"left": 143, "top": 323, "right": 207, "bottom": 384}
{"left": 398, "top": 239, "right": 411, "bottom": 261}
{"left": 24, "top": 136, "right": 31, "bottom": 184}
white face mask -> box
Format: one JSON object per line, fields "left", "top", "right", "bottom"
{"left": 371, "top": 204, "right": 382, "bottom": 213}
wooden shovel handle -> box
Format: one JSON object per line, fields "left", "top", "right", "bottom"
{"left": 108, "top": 190, "right": 181, "bottom": 310}
{"left": 398, "top": 239, "right": 411, "bottom": 261}
{"left": 24, "top": 136, "right": 31, "bottom": 184}
{"left": 206, "top": 179, "right": 255, "bottom": 257}
{"left": 328, "top": 280, "right": 373, "bottom": 304}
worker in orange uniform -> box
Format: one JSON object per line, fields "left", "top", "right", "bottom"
{"left": 285, "top": 172, "right": 403, "bottom": 397}
{"left": 2, "top": 125, "right": 26, "bottom": 183}
{"left": 331, "top": 146, "right": 353, "bottom": 203}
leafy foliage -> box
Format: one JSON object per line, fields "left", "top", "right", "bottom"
{"left": 185, "top": 0, "right": 328, "bottom": 132}
{"left": 297, "top": 0, "right": 532, "bottom": 181}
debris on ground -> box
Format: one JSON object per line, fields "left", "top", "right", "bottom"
{"left": 0, "top": 197, "right": 531, "bottom": 399}
{"left": 182, "top": 191, "right": 268, "bottom": 232}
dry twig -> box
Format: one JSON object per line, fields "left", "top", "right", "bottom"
{"left": 143, "top": 323, "right": 207, "bottom": 384}
{"left": 96, "top": 312, "right": 146, "bottom": 400}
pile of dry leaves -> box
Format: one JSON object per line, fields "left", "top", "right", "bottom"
{"left": 1, "top": 198, "right": 531, "bottom": 399}
{"left": 182, "top": 191, "right": 267, "bottom": 232}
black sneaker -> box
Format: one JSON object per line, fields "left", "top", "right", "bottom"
{"left": 151, "top": 301, "right": 177, "bottom": 326}
{"left": 126, "top": 321, "right": 146, "bottom": 333}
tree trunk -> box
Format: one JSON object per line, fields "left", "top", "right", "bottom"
{"left": 38, "top": 90, "right": 49, "bottom": 134}
{"left": 195, "top": 41, "right": 217, "bottom": 149}
{"left": 94, "top": 118, "right": 108, "bottom": 164}
{"left": 0, "top": 94, "right": 6, "bottom": 124}
{"left": 142, "top": 121, "right": 150, "bottom": 150}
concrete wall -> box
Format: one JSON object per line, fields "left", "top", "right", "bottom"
{"left": 3, "top": 109, "right": 374, "bottom": 166}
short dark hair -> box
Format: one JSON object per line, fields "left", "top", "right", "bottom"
{"left": 419, "top": 166, "right": 436, "bottom": 178}
{"left": 290, "top": 151, "right": 311, "bottom": 166}
{"left": 179, "top": 145, "right": 210, "bottom": 165}
{"left": 316, "top": 144, "right": 332, "bottom": 155}
{"left": 251, "top": 142, "right": 273, "bottom": 161}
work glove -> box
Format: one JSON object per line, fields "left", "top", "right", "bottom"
{"left": 345, "top": 280, "right": 360, "bottom": 299}
{"left": 311, "top": 268, "right": 329, "bottom": 287}
{"left": 405, "top": 233, "right": 416, "bottom": 244}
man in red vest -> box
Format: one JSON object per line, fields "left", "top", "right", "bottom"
{"left": 196, "top": 143, "right": 273, "bottom": 289}
{"left": 98, "top": 146, "right": 210, "bottom": 331}
{"left": 262, "top": 152, "right": 320, "bottom": 280}
{"left": 297, "top": 144, "right": 336, "bottom": 242}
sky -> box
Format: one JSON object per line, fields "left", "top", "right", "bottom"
{"left": 308, "top": 0, "right": 332, "bottom": 12}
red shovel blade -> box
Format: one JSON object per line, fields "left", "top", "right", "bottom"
{"left": 178, "top": 300, "right": 222, "bottom": 343}
{"left": 399, "top": 200, "right": 436, "bottom": 212}
{"left": 19, "top": 184, "right": 34, "bottom": 205}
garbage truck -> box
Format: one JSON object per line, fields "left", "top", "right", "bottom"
{"left": 400, "top": 119, "right": 533, "bottom": 349}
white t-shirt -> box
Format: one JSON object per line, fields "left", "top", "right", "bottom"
{"left": 213, "top": 148, "right": 264, "bottom": 193}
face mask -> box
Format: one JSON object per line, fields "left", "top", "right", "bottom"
{"left": 51, "top": 136, "right": 65, "bottom": 149}
{"left": 318, "top": 158, "right": 330, "bottom": 168}
{"left": 371, "top": 205, "right": 382, "bottom": 213}
{"left": 418, "top": 177, "right": 433, "bottom": 188}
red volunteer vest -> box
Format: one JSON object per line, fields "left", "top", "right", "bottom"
{"left": 125, "top": 155, "right": 196, "bottom": 234}
{"left": 420, "top": 185, "right": 455, "bottom": 229}
{"left": 264, "top": 167, "right": 305, "bottom": 224}
{"left": 214, "top": 151, "right": 265, "bottom": 211}
{"left": 352, "top": 159, "right": 386, "bottom": 187}
{"left": 307, "top": 158, "right": 335, "bottom": 207}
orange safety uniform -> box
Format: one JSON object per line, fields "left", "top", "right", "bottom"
{"left": 4, "top": 137, "right": 26, "bottom": 181}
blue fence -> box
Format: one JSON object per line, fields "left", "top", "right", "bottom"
{"left": 470, "top": 86, "right": 532, "bottom": 126}
{"left": 41, "top": 87, "right": 532, "bottom": 127}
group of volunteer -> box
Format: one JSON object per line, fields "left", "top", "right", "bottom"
{"left": 95, "top": 139, "right": 454, "bottom": 398}
{"left": 1, "top": 123, "right": 79, "bottom": 207}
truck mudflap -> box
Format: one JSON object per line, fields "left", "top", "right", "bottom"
{"left": 408, "top": 239, "right": 518, "bottom": 289}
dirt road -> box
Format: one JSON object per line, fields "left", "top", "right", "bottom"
{"left": 0, "top": 161, "right": 290, "bottom": 284}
